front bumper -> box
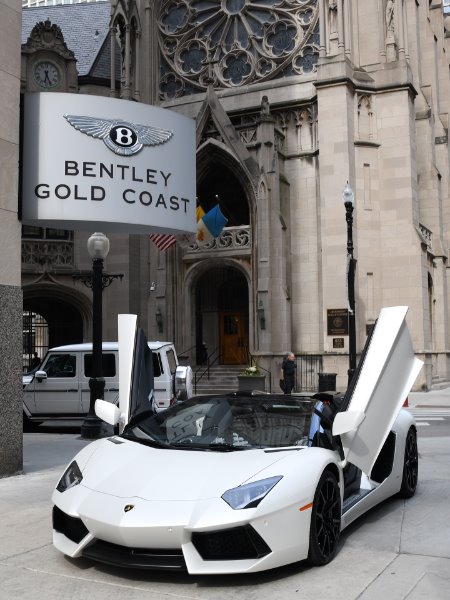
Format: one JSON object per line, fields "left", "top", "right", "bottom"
{"left": 54, "top": 505, "right": 270, "bottom": 571}
{"left": 52, "top": 485, "right": 312, "bottom": 574}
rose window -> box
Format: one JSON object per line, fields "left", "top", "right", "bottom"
{"left": 159, "top": 0, "right": 319, "bottom": 99}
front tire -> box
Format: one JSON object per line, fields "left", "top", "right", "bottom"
{"left": 307, "top": 469, "right": 341, "bottom": 566}
{"left": 399, "top": 427, "right": 418, "bottom": 498}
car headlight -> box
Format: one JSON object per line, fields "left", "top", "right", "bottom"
{"left": 222, "top": 476, "right": 283, "bottom": 509}
{"left": 56, "top": 461, "right": 83, "bottom": 493}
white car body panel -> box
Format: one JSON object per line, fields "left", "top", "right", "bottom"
{"left": 52, "top": 439, "right": 341, "bottom": 573}
{"left": 333, "top": 306, "right": 423, "bottom": 474}
{"left": 52, "top": 306, "right": 422, "bottom": 575}
{"left": 341, "top": 409, "right": 415, "bottom": 530}
{"left": 79, "top": 440, "right": 290, "bottom": 500}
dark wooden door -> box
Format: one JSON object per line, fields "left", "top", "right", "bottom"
{"left": 219, "top": 312, "right": 248, "bottom": 364}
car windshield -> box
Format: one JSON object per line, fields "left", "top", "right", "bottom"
{"left": 121, "top": 394, "right": 314, "bottom": 451}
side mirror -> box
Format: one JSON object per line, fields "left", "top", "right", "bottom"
{"left": 332, "top": 411, "right": 365, "bottom": 436}
{"left": 35, "top": 370, "right": 47, "bottom": 382}
{"left": 95, "top": 399, "right": 121, "bottom": 426}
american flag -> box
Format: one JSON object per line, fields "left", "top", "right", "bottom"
{"left": 149, "top": 233, "right": 176, "bottom": 251}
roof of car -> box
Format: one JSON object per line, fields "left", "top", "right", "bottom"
{"left": 48, "top": 342, "right": 174, "bottom": 352}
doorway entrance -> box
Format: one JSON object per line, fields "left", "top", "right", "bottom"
{"left": 195, "top": 266, "right": 249, "bottom": 365}
{"left": 219, "top": 311, "right": 248, "bottom": 364}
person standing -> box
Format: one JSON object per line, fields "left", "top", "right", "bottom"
{"left": 281, "top": 352, "right": 297, "bottom": 395}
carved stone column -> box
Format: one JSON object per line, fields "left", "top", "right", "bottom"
{"left": 319, "top": 0, "right": 326, "bottom": 58}
{"left": 256, "top": 98, "right": 291, "bottom": 354}
{"left": 134, "top": 30, "right": 141, "bottom": 100}
{"left": 110, "top": 24, "right": 117, "bottom": 98}
{"left": 337, "top": 0, "right": 345, "bottom": 53}
{"left": 385, "top": 0, "right": 397, "bottom": 61}
{"left": 122, "top": 23, "right": 131, "bottom": 100}
{"left": 328, "top": 0, "right": 338, "bottom": 55}
{"left": 144, "top": 0, "right": 159, "bottom": 105}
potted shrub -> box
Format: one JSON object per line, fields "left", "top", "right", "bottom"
{"left": 237, "top": 364, "right": 266, "bottom": 392}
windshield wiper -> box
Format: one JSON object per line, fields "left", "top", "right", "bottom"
{"left": 209, "top": 442, "right": 249, "bottom": 451}
{"left": 120, "top": 434, "right": 170, "bottom": 450}
{"left": 169, "top": 442, "right": 248, "bottom": 452}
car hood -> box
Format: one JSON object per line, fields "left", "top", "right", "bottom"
{"left": 79, "top": 437, "right": 293, "bottom": 501}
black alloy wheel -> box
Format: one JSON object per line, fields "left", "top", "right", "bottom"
{"left": 399, "top": 427, "right": 418, "bottom": 498}
{"left": 307, "top": 470, "right": 341, "bottom": 566}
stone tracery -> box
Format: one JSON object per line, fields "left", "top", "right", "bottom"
{"left": 158, "top": 0, "right": 319, "bottom": 99}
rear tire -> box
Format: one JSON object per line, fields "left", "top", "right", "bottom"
{"left": 307, "top": 470, "right": 341, "bottom": 566}
{"left": 23, "top": 412, "right": 41, "bottom": 432}
{"left": 399, "top": 427, "right": 418, "bottom": 498}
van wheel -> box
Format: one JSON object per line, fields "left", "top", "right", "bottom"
{"left": 23, "top": 413, "right": 42, "bottom": 432}
{"left": 23, "top": 413, "right": 34, "bottom": 432}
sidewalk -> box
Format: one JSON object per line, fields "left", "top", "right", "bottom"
{"left": 408, "top": 386, "right": 450, "bottom": 408}
{"left": 1, "top": 394, "right": 450, "bottom": 599}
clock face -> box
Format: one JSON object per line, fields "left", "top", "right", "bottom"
{"left": 33, "top": 60, "right": 61, "bottom": 89}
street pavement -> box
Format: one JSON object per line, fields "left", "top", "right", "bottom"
{"left": 0, "top": 389, "right": 449, "bottom": 599}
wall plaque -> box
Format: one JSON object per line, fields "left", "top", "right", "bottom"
{"left": 333, "top": 338, "right": 344, "bottom": 349}
{"left": 327, "top": 309, "right": 349, "bottom": 336}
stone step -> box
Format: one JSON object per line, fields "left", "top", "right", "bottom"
{"left": 195, "top": 374, "right": 240, "bottom": 383}
{"left": 194, "top": 387, "right": 238, "bottom": 396}
{"left": 193, "top": 365, "right": 244, "bottom": 395}
{"left": 194, "top": 366, "right": 245, "bottom": 373}
{"left": 194, "top": 378, "right": 239, "bottom": 389}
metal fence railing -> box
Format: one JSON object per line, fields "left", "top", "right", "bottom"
{"left": 22, "top": 311, "right": 49, "bottom": 372}
{"left": 296, "top": 354, "right": 323, "bottom": 392}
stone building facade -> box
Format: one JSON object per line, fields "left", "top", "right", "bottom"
{"left": 19, "top": 1, "right": 450, "bottom": 395}
{"left": 0, "top": 0, "right": 22, "bottom": 476}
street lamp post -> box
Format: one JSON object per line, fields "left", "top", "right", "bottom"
{"left": 81, "top": 232, "right": 110, "bottom": 439}
{"left": 342, "top": 182, "right": 356, "bottom": 385}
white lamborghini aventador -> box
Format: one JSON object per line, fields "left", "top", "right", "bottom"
{"left": 52, "top": 306, "right": 422, "bottom": 574}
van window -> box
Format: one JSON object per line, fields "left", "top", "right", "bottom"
{"left": 153, "top": 352, "right": 162, "bottom": 377}
{"left": 44, "top": 353, "right": 76, "bottom": 378}
{"left": 166, "top": 349, "right": 177, "bottom": 374}
{"left": 84, "top": 353, "right": 116, "bottom": 378}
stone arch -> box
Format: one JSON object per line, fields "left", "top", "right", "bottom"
{"left": 183, "top": 258, "right": 252, "bottom": 365}
{"left": 23, "top": 282, "right": 92, "bottom": 349}
{"left": 196, "top": 139, "right": 257, "bottom": 228}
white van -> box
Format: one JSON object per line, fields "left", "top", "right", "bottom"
{"left": 23, "top": 341, "right": 193, "bottom": 428}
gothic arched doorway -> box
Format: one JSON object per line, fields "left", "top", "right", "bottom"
{"left": 23, "top": 293, "right": 85, "bottom": 371}
{"left": 195, "top": 266, "right": 249, "bottom": 365}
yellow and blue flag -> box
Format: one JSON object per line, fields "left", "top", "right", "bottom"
{"left": 196, "top": 204, "right": 228, "bottom": 246}
{"left": 174, "top": 201, "right": 228, "bottom": 249}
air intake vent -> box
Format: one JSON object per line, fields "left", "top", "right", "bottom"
{"left": 192, "top": 525, "right": 271, "bottom": 560}
{"left": 52, "top": 505, "right": 89, "bottom": 544}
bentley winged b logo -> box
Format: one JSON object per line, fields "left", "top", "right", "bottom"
{"left": 63, "top": 114, "right": 173, "bottom": 156}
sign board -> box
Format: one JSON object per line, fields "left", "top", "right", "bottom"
{"left": 327, "top": 309, "right": 349, "bottom": 336}
{"left": 21, "top": 93, "right": 196, "bottom": 234}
